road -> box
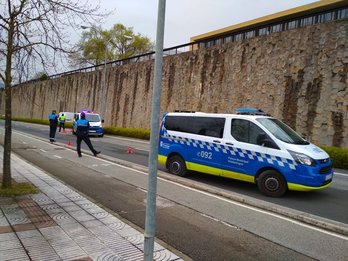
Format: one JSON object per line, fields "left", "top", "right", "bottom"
{"left": 11, "top": 121, "right": 348, "bottom": 224}
{"left": 1, "top": 121, "right": 348, "bottom": 260}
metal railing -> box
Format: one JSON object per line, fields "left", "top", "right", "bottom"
{"left": 47, "top": 42, "right": 198, "bottom": 80}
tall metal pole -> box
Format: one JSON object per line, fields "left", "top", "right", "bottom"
{"left": 144, "top": 0, "right": 166, "bottom": 260}
{"left": 101, "top": 39, "right": 111, "bottom": 119}
{"left": 102, "top": 57, "right": 106, "bottom": 117}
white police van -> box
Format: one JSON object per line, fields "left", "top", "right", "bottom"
{"left": 73, "top": 111, "right": 104, "bottom": 137}
{"left": 58, "top": 112, "right": 75, "bottom": 122}
{"left": 158, "top": 108, "right": 333, "bottom": 197}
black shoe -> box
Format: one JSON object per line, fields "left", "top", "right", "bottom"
{"left": 78, "top": 154, "right": 82, "bottom": 157}
{"left": 94, "top": 151, "right": 101, "bottom": 157}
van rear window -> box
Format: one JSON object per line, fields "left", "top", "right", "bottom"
{"left": 164, "top": 116, "right": 225, "bottom": 138}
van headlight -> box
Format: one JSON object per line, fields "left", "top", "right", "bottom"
{"left": 288, "top": 150, "right": 316, "bottom": 166}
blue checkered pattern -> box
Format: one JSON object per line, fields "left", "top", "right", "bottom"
{"left": 162, "top": 131, "right": 297, "bottom": 170}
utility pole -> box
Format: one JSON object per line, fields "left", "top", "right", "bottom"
{"left": 143, "top": 0, "right": 166, "bottom": 260}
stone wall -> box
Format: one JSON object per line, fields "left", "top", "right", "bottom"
{"left": 1, "top": 19, "right": 348, "bottom": 147}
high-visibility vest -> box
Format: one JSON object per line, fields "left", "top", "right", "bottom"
{"left": 59, "top": 115, "right": 65, "bottom": 122}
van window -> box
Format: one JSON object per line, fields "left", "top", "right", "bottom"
{"left": 165, "top": 116, "right": 225, "bottom": 138}
{"left": 231, "top": 119, "right": 276, "bottom": 148}
{"left": 86, "top": 114, "right": 100, "bottom": 122}
{"left": 257, "top": 118, "right": 309, "bottom": 145}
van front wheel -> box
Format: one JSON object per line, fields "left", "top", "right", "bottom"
{"left": 167, "top": 155, "right": 187, "bottom": 177}
{"left": 257, "top": 170, "right": 287, "bottom": 197}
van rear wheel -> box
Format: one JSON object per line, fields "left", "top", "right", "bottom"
{"left": 257, "top": 170, "right": 287, "bottom": 197}
{"left": 167, "top": 155, "right": 187, "bottom": 177}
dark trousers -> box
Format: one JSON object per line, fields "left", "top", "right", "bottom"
{"left": 49, "top": 125, "right": 57, "bottom": 141}
{"left": 76, "top": 134, "right": 97, "bottom": 156}
{"left": 59, "top": 122, "right": 65, "bottom": 132}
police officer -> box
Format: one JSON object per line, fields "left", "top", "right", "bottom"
{"left": 58, "top": 113, "right": 66, "bottom": 132}
{"left": 76, "top": 112, "right": 101, "bottom": 157}
{"left": 48, "top": 110, "right": 58, "bottom": 142}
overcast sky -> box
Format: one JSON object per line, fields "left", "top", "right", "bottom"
{"left": 87, "top": 0, "right": 318, "bottom": 48}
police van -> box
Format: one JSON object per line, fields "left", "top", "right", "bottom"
{"left": 58, "top": 112, "right": 75, "bottom": 122}
{"left": 73, "top": 111, "right": 104, "bottom": 137}
{"left": 158, "top": 108, "right": 333, "bottom": 197}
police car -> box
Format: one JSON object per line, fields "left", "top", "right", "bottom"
{"left": 73, "top": 111, "right": 104, "bottom": 137}
{"left": 158, "top": 108, "right": 333, "bottom": 197}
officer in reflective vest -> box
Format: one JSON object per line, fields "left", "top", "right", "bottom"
{"left": 58, "top": 113, "right": 66, "bottom": 132}
{"left": 76, "top": 112, "right": 101, "bottom": 157}
{"left": 48, "top": 110, "right": 58, "bottom": 142}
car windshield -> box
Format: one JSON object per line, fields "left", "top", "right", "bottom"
{"left": 256, "top": 118, "right": 309, "bottom": 145}
{"left": 85, "top": 114, "right": 100, "bottom": 122}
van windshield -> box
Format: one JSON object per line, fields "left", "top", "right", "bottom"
{"left": 256, "top": 118, "right": 309, "bottom": 145}
{"left": 86, "top": 114, "right": 100, "bottom": 122}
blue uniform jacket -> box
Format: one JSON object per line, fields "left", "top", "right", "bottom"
{"left": 49, "top": 113, "right": 58, "bottom": 127}
{"left": 76, "top": 118, "right": 90, "bottom": 136}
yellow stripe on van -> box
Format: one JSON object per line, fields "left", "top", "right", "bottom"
{"left": 186, "top": 162, "right": 221, "bottom": 176}
{"left": 221, "top": 170, "right": 255, "bottom": 183}
{"left": 159, "top": 155, "right": 253, "bottom": 181}
{"left": 287, "top": 182, "right": 332, "bottom": 191}
{"left": 158, "top": 155, "right": 167, "bottom": 166}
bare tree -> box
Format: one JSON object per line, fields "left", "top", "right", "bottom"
{"left": 0, "top": 0, "right": 109, "bottom": 188}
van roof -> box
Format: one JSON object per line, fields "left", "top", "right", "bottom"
{"left": 165, "top": 112, "right": 272, "bottom": 119}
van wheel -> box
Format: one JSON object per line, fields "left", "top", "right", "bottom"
{"left": 257, "top": 170, "right": 287, "bottom": 197}
{"left": 167, "top": 155, "right": 187, "bottom": 177}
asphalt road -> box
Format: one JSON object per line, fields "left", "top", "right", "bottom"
{"left": 1, "top": 122, "right": 348, "bottom": 260}
{"left": 10, "top": 121, "right": 348, "bottom": 224}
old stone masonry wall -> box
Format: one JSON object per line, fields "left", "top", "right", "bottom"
{"left": 2, "top": 20, "right": 348, "bottom": 147}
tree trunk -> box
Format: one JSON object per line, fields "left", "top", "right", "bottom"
{"left": 2, "top": 17, "right": 14, "bottom": 188}
{"left": 2, "top": 83, "right": 12, "bottom": 188}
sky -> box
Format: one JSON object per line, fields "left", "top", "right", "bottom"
{"left": 85, "top": 0, "right": 318, "bottom": 48}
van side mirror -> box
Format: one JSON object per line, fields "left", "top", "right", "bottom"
{"left": 101, "top": 119, "right": 104, "bottom": 123}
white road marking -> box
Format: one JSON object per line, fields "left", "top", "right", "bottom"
{"left": 335, "top": 172, "right": 348, "bottom": 177}
{"left": 40, "top": 149, "right": 47, "bottom": 153}
{"left": 53, "top": 155, "right": 62, "bottom": 159}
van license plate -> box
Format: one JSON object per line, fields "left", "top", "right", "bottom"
{"left": 89, "top": 130, "right": 96, "bottom": 133}
{"left": 325, "top": 174, "right": 332, "bottom": 181}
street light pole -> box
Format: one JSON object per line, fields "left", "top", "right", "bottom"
{"left": 143, "top": 0, "right": 166, "bottom": 260}
{"left": 101, "top": 39, "right": 112, "bottom": 121}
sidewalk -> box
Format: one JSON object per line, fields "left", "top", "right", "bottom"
{"left": 0, "top": 150, "right": 182, "bottom": 261}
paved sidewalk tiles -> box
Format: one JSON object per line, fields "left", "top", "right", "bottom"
{"left": 0, "top": 152, "right": 182, "bottom": 261}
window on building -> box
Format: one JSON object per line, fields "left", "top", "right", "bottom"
{"left": 270, "top": 23, "right": 282, "bottom": 33}
{"left": 245, "top": 30, "right": 256, "bottom": 39}
{"left": 224, "top": 36, "right": 233, "bottom": 43}
{"left": 258, "top": 27, "right": 269, "bottom": 36}
{"left": 234, "top": 33, "right": 243, "bottom": 41}
{"left": 216, "top": 38, "right": 222, "bottom": 45}
{"left": 286, "top": 20, "right": 298, "bottom": 30}
{"left": 300, "top": 16, "right": 314, "bottom": 27}
{"left": 338, "top": 8, "right": 348, "bottom": 19}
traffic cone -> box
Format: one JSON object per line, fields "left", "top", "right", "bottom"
{"left": 126, "top": 146, "right": 134, "bottom": 154}
{"left": 67, "top": 139, "right": 72, "bottom": 147}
